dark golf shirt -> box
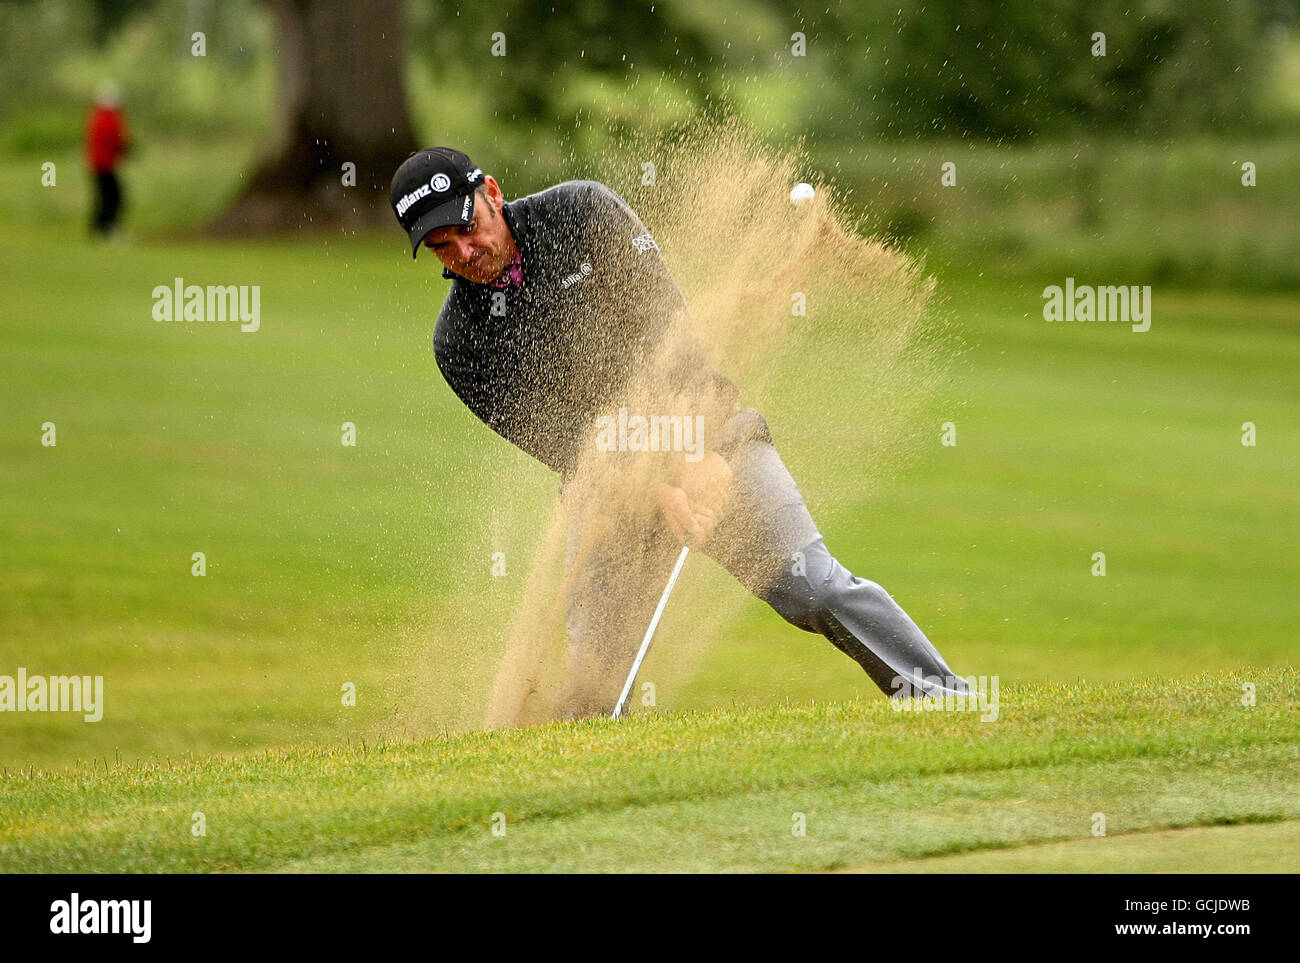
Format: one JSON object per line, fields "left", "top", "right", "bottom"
{"left": 432, "top": 180, "right": 768, "bottom": 479}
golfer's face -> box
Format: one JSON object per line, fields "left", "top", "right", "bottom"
{"left": 423, "top": 197, "right": 510, "bottom": 284}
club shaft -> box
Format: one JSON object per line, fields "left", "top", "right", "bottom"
{"left": 612, "top": 544, "right": 690, "bottom": 718}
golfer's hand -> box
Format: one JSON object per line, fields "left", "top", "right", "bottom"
{"left": 654, "top": 483, "right": 719, "bottom": 546}
{"left": 678, "top": 451, "right": 733, "bottom": 519}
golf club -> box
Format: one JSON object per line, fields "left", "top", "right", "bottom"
{"left": 611, "top": 543, "right": 690, "bottom": 718}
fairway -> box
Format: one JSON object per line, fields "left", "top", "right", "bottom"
{"left": 2, "top": 194, "right": 1297, "bottom": 875}
{"left": 1, "top": 674, "right": 1294, "bottom": 873}
{"left": 2, "top": 221, "right": 1296, "bottom": 769}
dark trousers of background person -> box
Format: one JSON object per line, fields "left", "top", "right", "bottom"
{"left": 91, "top": 170, "right": 122, "bottom": 237}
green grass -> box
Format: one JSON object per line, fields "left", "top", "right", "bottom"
{"left": 0, "top": 135, "right": 260, "bottom": 233}
{"left": 856, "top": 821, "right": 1300, "bottom": 874}
{"left": 1, "top": 673, "right": 1294, "bottom": 872}
{"left": 1, "top": 219, "right": 1297, "bottom": 774}
{"left": 1, "top": 156, "right": 1296, "bottom": 870}
{"left": 812, "top": 133, "right": 1300, "bottom": 290}
{"left": 3, "top": 129, "right": 1298, "bottom": 287}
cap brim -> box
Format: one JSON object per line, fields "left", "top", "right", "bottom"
{"left": 408, "top": 192, "right": 475, "bottom": 259}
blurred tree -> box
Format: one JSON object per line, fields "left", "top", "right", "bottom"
{"left": 409, "top": 0, "right": 745, "bottom": 132}
{"left": 822, "top": 0, "right": 1271, "bottom": 139}
{"left": 86, "top": 0, "right": 156, "bottom": 45}
{"left": 212, "top": 0, "right": 417, "bottom": 233}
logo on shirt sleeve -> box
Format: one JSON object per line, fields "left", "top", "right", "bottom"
{"left": 562, "top": 262, "right": 593, "bottom": 289}
{"left": 631, "top": 233, "right": 659, "bottom": 254}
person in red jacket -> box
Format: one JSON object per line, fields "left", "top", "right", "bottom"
{"left": 85, "top": 82, "right": 130, "bottom": 238}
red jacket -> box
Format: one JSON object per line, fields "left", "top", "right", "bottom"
{"left": 85, "top": 107, "right": 128, "bottom": 173}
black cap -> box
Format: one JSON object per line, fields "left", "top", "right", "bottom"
{"left": 389, "top": 147, "right": 484, "bottom": 259}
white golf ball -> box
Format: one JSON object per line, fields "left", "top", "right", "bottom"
{"left": 789, "top": 182, "right": 815, "bottom": 206}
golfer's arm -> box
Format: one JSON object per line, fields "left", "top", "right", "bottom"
{"left": 644, "top": 316, "right": 772, "bottom": 469}
{"left": 435, "top": 353, "right": 577, "bottom": 474}
{"left": 594, "top": 183, "right": 770, "bottom": 468}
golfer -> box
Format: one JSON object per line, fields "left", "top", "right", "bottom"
{"left": 391, "top": 147, "right": 970, "bottom": 718}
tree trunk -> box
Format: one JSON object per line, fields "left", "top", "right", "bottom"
{"left": 211, "top": 0, "right": 417, "bottom": 234}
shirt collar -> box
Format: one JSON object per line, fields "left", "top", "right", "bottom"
{"left": 489, "top": 249, "right": 524, "bottom": 288}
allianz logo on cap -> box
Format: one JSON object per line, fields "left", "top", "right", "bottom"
{"left": 395, "top": 183, "right": 432, "bottom": 217}
{"left": 395, "top": 165, "right": 483, "bottom": 219}
{"left": 395, "top": 164, "right": 483, "bottom": 218}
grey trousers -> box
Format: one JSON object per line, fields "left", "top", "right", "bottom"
{"left": 558, "top": 441, "right": 970, "bottom": 717}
